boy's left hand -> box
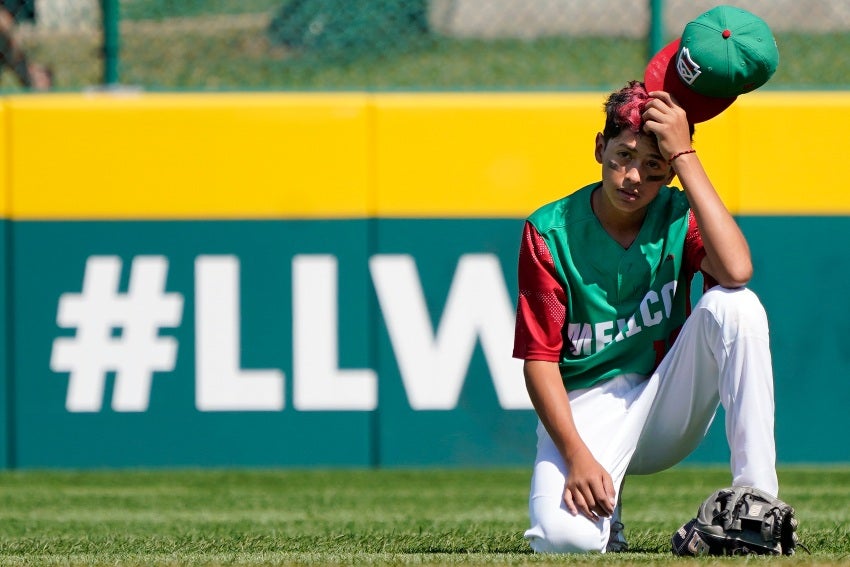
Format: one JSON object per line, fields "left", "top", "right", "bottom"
{"left": 642, "top": 91, "right": 692, "bottom": 163}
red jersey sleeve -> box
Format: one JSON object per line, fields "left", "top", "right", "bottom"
{"left": 513, "top": 221, "right": 566, "bottom": 362}
{"left": 683, "top": 211, "right": 718, "bottom": 290}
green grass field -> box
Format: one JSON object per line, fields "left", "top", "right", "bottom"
{"left": 0, "top": 466, "right": 847, "bottom": 566}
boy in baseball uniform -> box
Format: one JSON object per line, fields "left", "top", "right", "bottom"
{"left": 512, "top": 6, "right": 780, "bottom": 554}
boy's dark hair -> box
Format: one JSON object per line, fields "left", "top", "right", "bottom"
{"left": 601, "top": 80, "right": 695, "bottom": 143}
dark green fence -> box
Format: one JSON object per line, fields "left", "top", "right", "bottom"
{"left": 4, "top": 0, "right": 850, "bottom": 91}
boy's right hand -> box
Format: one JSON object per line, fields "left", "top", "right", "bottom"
{"left": 563, "top": 447, "right": 616, "bottom": 521}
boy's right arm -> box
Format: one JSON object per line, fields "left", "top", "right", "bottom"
{"left": 524, "top": 360, "right": 616, "bottom": 520}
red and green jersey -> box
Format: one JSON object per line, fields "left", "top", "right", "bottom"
{"left": 513, "top": 182, "right": 708, "bottom": 390}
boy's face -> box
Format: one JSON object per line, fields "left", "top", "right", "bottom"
{"left": 594, "top": 129, "right": 675, "bottom": 214}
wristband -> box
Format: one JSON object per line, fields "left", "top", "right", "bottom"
{"left": 668, "top": 149, "right": 696, "bottom": 165}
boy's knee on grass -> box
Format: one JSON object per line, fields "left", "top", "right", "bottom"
{"left": 525, "top": 501, "right": 608, "bottom": 553}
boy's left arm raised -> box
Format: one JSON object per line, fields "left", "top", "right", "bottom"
{"left": 643, "top": 91, "right": 753, "bottom": 288}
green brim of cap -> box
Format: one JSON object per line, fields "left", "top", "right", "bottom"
{"left": 644, "top": 38, "right": 736, "bottom": 124}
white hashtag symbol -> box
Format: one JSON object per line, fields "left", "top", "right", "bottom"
{"left": 50, "top": 256, "right": 184, "bottom": 412}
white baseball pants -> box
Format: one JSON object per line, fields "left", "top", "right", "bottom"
{"left": 524, "top": 286, "right": 777, "bottom": 553}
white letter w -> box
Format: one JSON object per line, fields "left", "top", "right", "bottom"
{"left": 369, "top": 254, "right": 530, "bottom": 410}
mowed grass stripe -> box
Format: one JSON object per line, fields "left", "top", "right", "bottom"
{"left": 0, "top": 467, "right": 847, "bottom": 565}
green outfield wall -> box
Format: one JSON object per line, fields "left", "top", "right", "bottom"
{"left": 1, "top": 92, "right": 848, "bottom": 469}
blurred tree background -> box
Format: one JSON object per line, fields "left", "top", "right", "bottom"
{"left": 5, "top": 0, "right": 850, "bottom": 92}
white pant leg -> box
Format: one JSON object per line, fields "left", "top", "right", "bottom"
{"left": 525, "top": 373, "right": 656, "bottom": 553}
{"left": 629, "top": 286, "right": 778, "bottom": 496}
{"left": 524, "top": 287, "right": 778, "bottom": 553}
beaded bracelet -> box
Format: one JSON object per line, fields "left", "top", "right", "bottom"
{"left": 668, "top": 149, "right": 696, "bottom": 165}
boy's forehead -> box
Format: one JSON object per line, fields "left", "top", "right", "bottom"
{"left": 609, "top": 130, "right": 663, "bottom": 157}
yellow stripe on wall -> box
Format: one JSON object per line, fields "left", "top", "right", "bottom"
{"left": 8, "top": 93, "right": 373, "bottom": 219}
{"left": 0, "top": 103, "right": 7, "bottom": 217}
{"left": 730, "top": 92, "right": 845, "bottom": 215}
{"left": 373, "top": 93, "right": 605, "bottom": 218}
{"left": 372, "top": 91, "right": 850, "bottom": 217}
{"left": 690, "top": 92, "right": 850, "bottom": 216}
{"left": 3, "top": 91, "right": 849, "bottom": 219}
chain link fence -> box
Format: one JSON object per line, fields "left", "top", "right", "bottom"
{"left": 3, "top": 0, "right": 850, "bottom": 91}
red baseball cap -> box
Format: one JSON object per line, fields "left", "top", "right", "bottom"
{"left": 644, "top": 5, "right": 779, "bottom": 123}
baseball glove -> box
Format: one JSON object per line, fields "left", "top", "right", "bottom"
{"left": 671, "top": 486, "right": 803, "bottom": 556}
